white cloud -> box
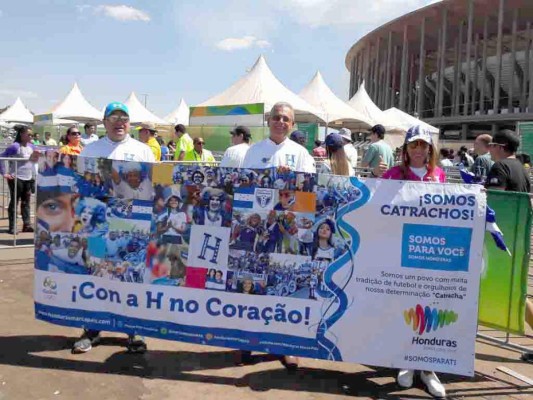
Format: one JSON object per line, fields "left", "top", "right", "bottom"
{"left": 0, "top": 89, "right": 38, "bottom": 99}
{"left": 276, "top": 0, "right": 441, "bottom": 28}
{"left": 216, "top": 36, "right": 271, "bottom": 52}
{"left": 93, "top": 4, "right": 150, "bottom": 22}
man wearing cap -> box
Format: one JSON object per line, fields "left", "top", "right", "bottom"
{"left": 485, "top": 129, "right": 530, "bottom": 192}
{"left": 361, "top": 124, "right": 394, "bottom": 170}
{"left": 174, "top": 124, "right": 194, "bottom": 161}
{"left": 242, "top": 102, "right": 315, "bottom": 173}
{"left": 81, "top": 123, "right": 99, "bottom": 146}
{"left": 183, "top": 137, "right": 216, "bottom": 163}
{"left": 136, "top": 122, "right": 161, "bottom": 161}
{"left": 220, "top": 126, "right": 251, "bottom": 168}
{"left": 72, "top": 102, "right": 155, "bottom": 355}
{"left": 338, "top": 128, "right": 358, "bottom": 169}
{"left": 289, "top": 130, "right": 307, "bottom": 147}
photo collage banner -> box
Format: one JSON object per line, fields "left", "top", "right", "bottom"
{"left": 34, "top": 151, "right": 487, "bottom": 376}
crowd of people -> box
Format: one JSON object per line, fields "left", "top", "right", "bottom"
{"left": 2, "top": 98, "right": 533, "bottom": 398}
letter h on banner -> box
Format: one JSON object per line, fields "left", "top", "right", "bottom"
{"left": 188, "top": 226, "right": 230, "bottom": 269}
{"left": 198, "top": 233, "right": 222, "bottom": 264}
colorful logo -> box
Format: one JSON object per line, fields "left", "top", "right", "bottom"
{"left": 404, "top": 304, "right": 458, "bottom": 335}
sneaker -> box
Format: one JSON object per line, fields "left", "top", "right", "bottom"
{"left": 397, "top": 369, "right": 415, "bottom": 388}
{"left": 420, "top": 371, "right": 446, "bottom": 398}
{"left": 126, "top": 335, "right": 147, "bottom": 353}
{"left": 72, "top": 330, "right": 101, "bottom": 354}
{"left": 22, "top": 225, "right": 34, "bottom": 233}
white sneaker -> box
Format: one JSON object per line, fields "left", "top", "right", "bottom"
{"left": 397, "top": 369, "right": 415, "bottom": 388}
{"left": 420, "top": 371, "right": 446, "bottom": 398}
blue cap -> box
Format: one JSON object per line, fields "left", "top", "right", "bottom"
{"left": 405, "top": 125, "right": 432, "bottom": 145}
{"left": 104, "top": 102, "right": 129, "bottom": 118}
{"left": 325, "top": 132, "right": 344, "bottom": 150}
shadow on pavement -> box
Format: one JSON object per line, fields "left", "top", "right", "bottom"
{"left": 1, "top": 335, "right": 529, "bottom": 399}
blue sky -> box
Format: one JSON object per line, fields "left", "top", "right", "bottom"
{"left": 0, "top": 0, "right": 439, "bottom": 117}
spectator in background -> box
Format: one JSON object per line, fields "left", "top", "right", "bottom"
{"left": 167, "top": 140, "right": 176, "bottom": 154}
{"left": 0, "top": 125, "right": 36, "bottom": 234}
{"left": 338, "top": 128, "right": 358, "bottom": 169}
{"left": 59, "top": 125, "right": 83, "bottom": 155}
{"left": 32, "top": 133, "right": 42, "bottom": 145}
{"left": 43, "top": 131, "right": 57, "bottom": 146}
{"left": 516, "top": 153, "right": 531, "bottom": 169}
{"left": 136, "top": 122, "right": 161, "bottom": 161}
{"left": 485, "top": 130, "right": 530, "bottom": 192}
{"left": 471, "top": 134, "right": 494, "bottom": 182}
{"left": 158, "top": 137, "right": 169, "bottom": 160}
{"left": 220, "top": 125, "right": 251, "bottom": 168}
{"left": 289, "top": 130, "right": 307, "bottom": 147}
{"left": 439, "top": 148, "right": 454, "bottom": 167}
{"left": 81, "top": 122, "right": 99, "bottom": 146}
{"left": 361, "top": 124, "right": 394, "bottom": 170}
{"left": 319, "top": 133, "right": 354, "bottom": 176}
{"left": 457, "top": 145, "right": 474, "bottom": 167}
{"left": 183, "top": 137, "right": 216, "bottom": 163}
{"left": 312, "top": 139, "right": 326, "bottom": 157}
{"left": 173, "top": 124, "right": 194, "bottom": 161}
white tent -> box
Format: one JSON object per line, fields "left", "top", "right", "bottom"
{"left": 165, "top": 98, "right": 189, "bottom": 125}
{"left": 41, "top": 83, "right": 102, "bottom": 123}
{"left": 299, "top": 71, "right": 372, "bottom": 129}
{"left": 124, "top": 92, "right": 168, "bottom": 125}
{"left": 383, "top": 107, "right": 439, "bottom": 134}
{"left": 197, "top": 55, "right": 323, "bottom": 122}
{"left": 347, "top": 82, "right": 404, "bottom": 132}
{"left": 0, "top": 97, "right": 33, "bottom": 124}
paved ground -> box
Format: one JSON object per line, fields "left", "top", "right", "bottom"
{"left": 0, "top": 246, "right": 532, "bottom": 400}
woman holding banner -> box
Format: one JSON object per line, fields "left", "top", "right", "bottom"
{"left": 374, "top": 125, "right": 446, "bottom": 398}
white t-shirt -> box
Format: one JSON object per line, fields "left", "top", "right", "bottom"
{"left": 242, "top": 137, "right": 316, "bottom": 173}
{"left": 343, "top": 143, "right": 358, "bottom": 168}
{"left": 80, "top": 135, "right": 155, "bottom": 163}
{"left": 220, "top": 143, "right": 250, "bottom": 168}
{"left": 166, "top": 211, "right": 187, "bottom": 235}
{"left": 314, "top": 246, "right": 334, "bottom": 261}
{"left": 410, "top": 166, "right": 427, "bottom": 179}
{"left": 81, "top": 133, "right": 99, "bottom": 146}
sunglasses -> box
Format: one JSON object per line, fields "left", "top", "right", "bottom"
{"left": 69, "top": 131, "right": 81, "bottom": 136}
{"left": 271, "top": 115, "right": 292, "bottom": 123}
{"left": 488, "top": 142, "right": 506, "bottom": 147}
{"left": 407, "top": 141, "right": 429, "bottom": 149}
{"left": 106, "top": 115, "right": 129, "bottom": 123}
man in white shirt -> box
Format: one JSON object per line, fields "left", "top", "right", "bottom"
{"left": 242, "top": 102, "right": 315, "bottom": 173}
{"left": 81, "top": 123, "right": 99, "bottom": 146}
{"left": 220, "top": 126, "right": 251, "bottom": 168}
{"left": 73, "top": 101, "right": 154, "bottom": 356}
{"left": 338, "top": 128, "right": 358, "bottom": 169}
{"left": 240, "top": 101, "right": 313, "bottom": 369}
{"left": 43, "top": 131, "right": 58, "bottom": 146}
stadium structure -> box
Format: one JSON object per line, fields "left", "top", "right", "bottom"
{"left": 345, "top": 0, "right": 533, "bottom": 140}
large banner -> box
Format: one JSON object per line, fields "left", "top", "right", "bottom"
{"left": 34, "top": 154, "right": 486, "bottom": 376}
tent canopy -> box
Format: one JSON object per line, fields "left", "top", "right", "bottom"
{"left": 347, "top": 82, "right": 404, "bottom": 132}
{"left": 165, "top": 98, "right": 189, "bottom": 125}
{"left": 42, "top": 83, "right": 102, "bottom": 123}
{"left": 124, "top": 92, "right": 168, "bottom": 125}
{"left": 383, "top": 107, "right": 440, "bottom": 134}
{"left": 299, "top": 71, "right": 372, "bottom": 130}
{"left": 197, "top": 55, "right": 323, "bottom": 123}
{"left": 0, "top": 97, "right": 33, "bottom": 124}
